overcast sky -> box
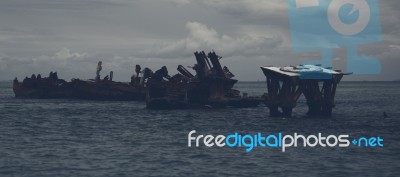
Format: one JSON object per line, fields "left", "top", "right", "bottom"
{"left": 0, "top": 0, "right": 399, "bottom": 81}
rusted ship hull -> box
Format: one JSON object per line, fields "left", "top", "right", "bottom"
{"left": 13, "top": 79, "right": 146, "bottom": 101}
{"left": 13, "top": 82, "right": 72, "bottom": 99}
{"left": 69, "top": 79, "right": 145, "bottom": 101}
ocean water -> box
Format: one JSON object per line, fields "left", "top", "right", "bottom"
{"left": 0, "top": 81, "right": 399, "bottom": 177}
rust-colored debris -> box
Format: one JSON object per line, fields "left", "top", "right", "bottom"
{"left": 145, "top": 51, "right": 263, "bottom": 109}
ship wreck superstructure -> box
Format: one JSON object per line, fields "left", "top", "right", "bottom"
{"left": 145, "top": 51, "right": 262, "bottom": 109}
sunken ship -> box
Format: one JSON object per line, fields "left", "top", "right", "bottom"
{"left": 13, "top": 62, "right": 146, "bottom": 101}
{"left": 145, "top": 51, "right": 263, "bottom": 109}
{"left": 12, "top": 50, "right": 350, "bottom": 117}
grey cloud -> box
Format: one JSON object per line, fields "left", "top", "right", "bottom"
{"left": 136, "top": 21, "right": 283, "bottom": 59}
{"left": 0, "top": 0, "right": 130, "bottom": 11}
{"left": 0, "top": 0, "right": 399, "bottom": 81}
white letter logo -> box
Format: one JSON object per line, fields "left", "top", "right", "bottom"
{"left": 328, "top": 0, "right": 371, "bottom": 35}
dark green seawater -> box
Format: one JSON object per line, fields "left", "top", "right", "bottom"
{"left": 0, "top": 81, "right": 399, "bottom": 177}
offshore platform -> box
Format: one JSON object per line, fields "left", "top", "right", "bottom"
{"left": 261, "top": 65, "right": 351, "bottom": 117}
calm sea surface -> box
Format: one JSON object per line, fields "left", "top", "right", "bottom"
{"left": 0, "top": 81, "right": 399, "bottom": 177}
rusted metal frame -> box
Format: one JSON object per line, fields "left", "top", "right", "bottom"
{"left": 208, "top": 52, "right": 225, "bottom": 77}
{"left": 178, "top": 65, "right": 195, "bottom": 78}
{"left": 194, "top": 52, "right": 208, "bottom": 78}
{"left": 266, "top": 76, "right": 273, "bottom": 98}
{"left": 303, "top": 80, "right": 321, "bottom": 116}
{"left": 264, "top": 72, "right": 283, "bottom": 117}
{"left": 293, "top": 79, "right": 303, "bottom": 101}
{"left": 200, "top": 51, "right": 212, "bottom": 71}
{"left": 330, "top": 75, "right": 343, "bottom": 108}
{"left": 203, "top": 53, "right": 213, "bottom": 71}
{"left": 320, "top": 80, "right": 334, "bottom": 116}
{"left": 279, "top": 78, "right": 294, "bottom": 117}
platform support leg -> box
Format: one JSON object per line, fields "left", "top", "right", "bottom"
{"left": 304, "top": 79, "right": 340, "bottom": 117}
{"left": 265, "top": 75, "right": 302, "bottom": 117}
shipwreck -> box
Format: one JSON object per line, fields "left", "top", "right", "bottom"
{"left": 145, "top": 51, "right": 263, "bottom": 109}
{"left": 13, "top": 62, "right": 146, "bottom": 101}
{"left": 12, "top": 50, "right": 350, "bottom": 117}
{"left": 13, "top": 72, "right": 71, "bottom": 99}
